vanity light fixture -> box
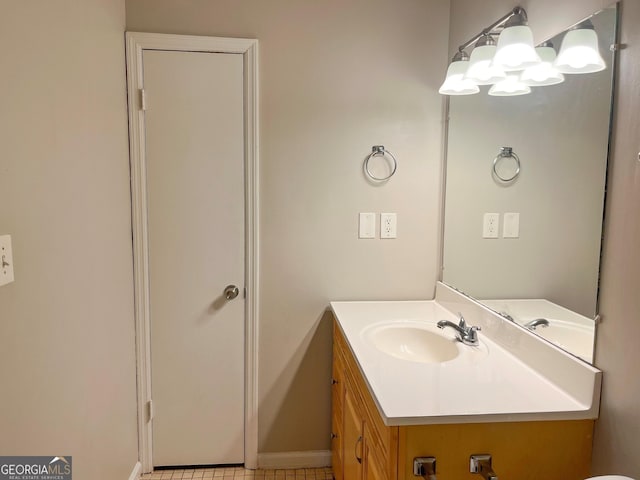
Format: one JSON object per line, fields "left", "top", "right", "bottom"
{"left": 465, "top": 35, "right": 507, "bottom": 85}
{"left": 439, "top": 7, "right": 606, "bottom": 96}
{"left": 439, "top": 7, "right": 537, "bottom": 96}
{"left": 492, "top": 8, "right": 541, "bottom": 71}
{"left": 488, "top": 74, "right": 531, "bottom": 96}
{"left": 554, "top": 20, "right": 606, "bottom": 74}
{"left": 519, "top": 42, "right": 565, "bottom": 86}
{"left": 438, "top": 51, "right": 480, "bottom": 95}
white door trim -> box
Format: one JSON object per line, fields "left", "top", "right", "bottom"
{"left": 125, "top": 32, "right": 259, "bottom": 473}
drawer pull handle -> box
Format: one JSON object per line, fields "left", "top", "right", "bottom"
{"left": 355, "top": 435, "right": 363, "bottom": 464}
{"left": 331, "top": 378, "right": 339, "bottom": 385}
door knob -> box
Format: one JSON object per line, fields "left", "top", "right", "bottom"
{"left": 224, "top": 285, "right": 240, "bottom": 300}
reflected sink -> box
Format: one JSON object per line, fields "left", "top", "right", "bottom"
{"left": 530, "top": 320, "right": 594, "bottom": 363}
{"left": 363, "top": 322, "right": 460, "bottom": 363}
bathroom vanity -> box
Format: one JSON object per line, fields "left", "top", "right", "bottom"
{"left": 330, "top": 283, "right": 601, "bottom": 480}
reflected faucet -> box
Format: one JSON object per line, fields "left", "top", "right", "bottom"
{"left": 524, "top": 318, "right": 550, "bottom": 330}
{"left": 437, "top": 314, "right": 481, "bottom": 346}
{"left": 500, "top": 312, "right": 515, "bottom": 322}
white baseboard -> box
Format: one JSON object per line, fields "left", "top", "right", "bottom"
{"left": 257, "top": 450, "right": 331, "bottom": 469}
{"left": 128, "top": 461, "right": 142, "bottom": 480}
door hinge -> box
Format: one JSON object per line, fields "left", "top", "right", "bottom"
{"left": 147, "top": 399, "right": 154, "bottom": 421}
{"left": 140, "top": 88, "right": 147, "bottom": 111}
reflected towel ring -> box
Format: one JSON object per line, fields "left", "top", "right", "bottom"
{"left": 364, "top": 146, "right": 397, "bottom": 181}
{"left": 492, "top": 147, "right": 521, "bottom": 183}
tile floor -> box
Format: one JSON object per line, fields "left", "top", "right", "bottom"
{"left": 141, "top": 466, "right": 334, "bottom": 480}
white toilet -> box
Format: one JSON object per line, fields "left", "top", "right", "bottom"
{"left": 586, "top": 476, "right": 635, "bottom": 480}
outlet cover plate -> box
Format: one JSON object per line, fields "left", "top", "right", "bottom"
{"left": 0, "top": 235, "right": 15, "bottom": 286}
{"left": 503, "top": 212, "right": 520, "bottom": 238}
{"left": 482, "top": 213, "right": 500, "bottom": 239}
{"left": 380, "top": 213, "right": 397, "bottom": 239}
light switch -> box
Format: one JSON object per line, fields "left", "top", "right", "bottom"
{"left": 503, "top": 212, "right": 520, "bottom": 238}
{"left": 0, "top": 235, "right": 15, "bottom": 286}
{"left": 359, "top": 213, "right": 376, "bottom": 239}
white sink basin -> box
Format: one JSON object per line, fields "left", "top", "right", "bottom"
{"left": 363, "top": 322, "right": 460, "bottom": 363}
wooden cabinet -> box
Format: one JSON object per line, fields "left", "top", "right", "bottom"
{"left": 363, "top": 439, "right": 387, "bottom": 480}
{"left": 332, "top": 320, "right": 398, "bottom": 480}
{"left": 343, "top": 387, "right": 364, "bottom": 480}
{"left": 331, "top": 342, "right": 345, "bottom": 480}
{"left": 331, "top": 319, "right": 595, "bottom": 480}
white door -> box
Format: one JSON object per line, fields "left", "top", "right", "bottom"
{"left": 143, "top": 49, "right": 245, "bottom": 467}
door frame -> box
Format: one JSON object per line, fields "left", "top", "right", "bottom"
{"left": 125, "top": 32, "right": 259, "bottom": 473}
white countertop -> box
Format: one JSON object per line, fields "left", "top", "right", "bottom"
{"left": 330, "top": 296, "right": 601, "bottom": 426}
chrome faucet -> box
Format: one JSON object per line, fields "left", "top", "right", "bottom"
{"left": 470, "top": 455, "right": 497, "bottom": 480}
{"left": 437, "top": 314, "right": 481, "bottom": 346}
{"left": 413, "top": 457, "right": 436, "bottom": 480}
{"left": 500, "top": 311, "right": 515, "bottom": 322}
{"left": 524, "top": 318, "right": 550, "bottom": 330}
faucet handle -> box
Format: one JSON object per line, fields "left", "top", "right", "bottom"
{"left": 467, "top": 326, "right": 481, "bottom": 343}
{"left": 457, "top": 313, "right": 466, "bottom": 329}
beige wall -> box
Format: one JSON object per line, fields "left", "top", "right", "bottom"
{"left": 1, "top": 0, "right": 635, "bottom": 474}
{"left": 592, "top": 0, "right": 640, "bottom": 476}
{"left": 0, "top": 0, "right": 634, "bottom": 474}
{"left": 0, "top": 1, "right": 139, "bottom": 479}
{"left": 126, "top": 0, "right": 450, "bottom": 453}
{"left": 449, "top": 0, "right": 640, "bottom": 476}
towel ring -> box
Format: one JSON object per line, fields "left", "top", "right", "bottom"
{"left": 364, "top": 146, "right": 397, "bottom": 181}
{"left": 492, "top": 147, "right": 520, "bottom": 183}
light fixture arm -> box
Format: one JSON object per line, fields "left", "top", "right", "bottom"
{"left": 455, "top": 7, "right": 528, "bottom": 54}
{"left": 571, "top": 19, "right": 595, "bottom": 31}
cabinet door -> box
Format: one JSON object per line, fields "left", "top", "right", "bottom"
{"left": 363, "top": 441, "right": 386, "bottom": 480}
{"left": 343, "top": 387, "right": 364, "bottom": 480}
{"left": 331, "top": 351, "right": 345, "bottom": 480}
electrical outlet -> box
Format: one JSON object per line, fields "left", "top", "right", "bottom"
{"left": 0, "top": 235, "right": 15, "bottom": 286}
{"left": 380, "top": 213, "right": 397, "bottom": 239}
{"left": 359, "top": 213, "right": 376, "bottom": 239}
{"left": 482, "top": 213, "right": 500, "bottom": 238}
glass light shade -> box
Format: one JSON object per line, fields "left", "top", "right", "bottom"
{"left": 492, "top": 25, "right": 541, "bottom": 71}
{"left": 439, "top": 60, "right": 480, "bottom": 95}
{"left": 488, "top": 74, "right": 531, "bottom": 96}
{"left": 520, "top": 45, "right": 565, "bottom": 86}
{"left": 465, "top": 45, "right": 507, "bottom": 85}
{"left": 554, "top": 28, "right": 606, "bottom": 73}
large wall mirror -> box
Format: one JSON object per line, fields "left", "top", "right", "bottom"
{"left": 442, "top": 4, "right": 618, "bottom": 364}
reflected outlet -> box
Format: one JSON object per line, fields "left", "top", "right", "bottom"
{"left": 482, "top": 213, "right": 500, "bottom": 239}
{"left": 503, "top": 212, "right": 520, "bottom": 238}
